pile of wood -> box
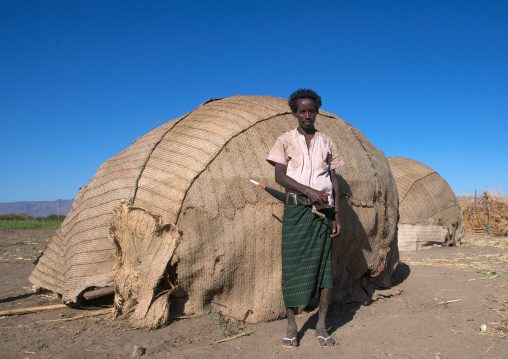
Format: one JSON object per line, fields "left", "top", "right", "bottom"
{"left": 458, "top": 191, "right": 508, "bottom": 235}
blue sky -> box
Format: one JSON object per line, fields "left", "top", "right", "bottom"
{"left": 1, "top": 0, "right": 507, "bottom": 202}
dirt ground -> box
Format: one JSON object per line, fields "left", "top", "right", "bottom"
{"left": 1, "top": 230, "right": 507, "bottom": 359}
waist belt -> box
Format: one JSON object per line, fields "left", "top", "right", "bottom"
{"left": 285, "top": 193, "right": 312, "bottom": 206}
{"left": 285, "top": 193, "right": 328, "bottom": 222}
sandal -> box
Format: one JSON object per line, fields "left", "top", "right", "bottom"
{"left": 282, "top": 336, "right": 298, "bottom": 348}
{"left": 317, "top": 335, "right": 335, "bottom": 347}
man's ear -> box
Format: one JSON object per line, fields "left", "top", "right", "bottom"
{"left": 292, "top": 112, "right": 297, "bottom": 118}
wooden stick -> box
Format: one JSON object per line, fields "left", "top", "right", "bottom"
{"left": 217, "top": 331, "right": 254, "bottom": 343}
{"left": 459, "top": 276, "right": 497, "bottom": 282}
{"left": 438, "top": 299, "right": 461, "bottom": 304}
{"left": 35, "top": 309, "right": 111, "bottom": 323}
{"left": 384, "top": 353, "right": 414, "bottom": 358}
{"left": 0, "top": 304, "right": 67, "bottom": 316}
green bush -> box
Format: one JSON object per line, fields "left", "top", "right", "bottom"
{"left": 0, "top": 213, "right": 65, "bottom": 229}
{"left": 0, "top": 212, "right": 34, "bottom": 221}
{"left": 46, "top": 214, "right": 66, "bottom": 221}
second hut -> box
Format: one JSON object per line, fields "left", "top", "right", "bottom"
{"left": 388, "top": 156, "right": 463, "bottom": 251}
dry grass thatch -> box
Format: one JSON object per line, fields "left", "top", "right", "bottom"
{"left": 458, "top": 191, "right": 508, "bottom": 235}
{"left": 30, "top": 95, "right": 399, "bottom": 328}
{"left": 388, "top": 157, "right": 464, "bottom": 251}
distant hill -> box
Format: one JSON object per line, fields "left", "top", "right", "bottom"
{"left": 0, "top": 199, "right": 74, "bottom": 218}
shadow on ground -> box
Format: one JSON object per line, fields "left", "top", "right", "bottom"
{"left": 295, "top": 261, "right": 411, "bottom": 341}
{"left": 390, "top": 262, "right": 411, "bottom": 286}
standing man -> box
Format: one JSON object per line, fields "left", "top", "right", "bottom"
{"left": 266, "top": 89, "right": 344, "bottom": 347}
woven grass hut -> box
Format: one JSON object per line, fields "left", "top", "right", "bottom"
{"left": 388, "top": 157, "right": 463, "bottom": 251}
{"left": 30, "top": 95, "right": 399, "bottom": 328}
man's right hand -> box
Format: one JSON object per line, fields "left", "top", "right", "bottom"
{"left": 303, "top": 188, "right": 329, "bottom": 206}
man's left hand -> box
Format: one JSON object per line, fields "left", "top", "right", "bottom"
{"left": 331, "top": 217, "right": 341, "bottom": 238}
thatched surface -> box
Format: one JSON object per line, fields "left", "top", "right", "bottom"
{"left": 30, "top": 95, "right": 399, "bottom": 327}
{"left": 29, "top": 115, "right": 185, "bottom": 300}
{"left": 388, "top": 157, "right": 463, "bottom": 251}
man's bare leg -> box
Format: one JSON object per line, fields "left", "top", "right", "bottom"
{"left": 316, "top": 288, "right": 335, "bottom": 346}
{"left": 282, "top": 307, "right": 298, "bottom": 347}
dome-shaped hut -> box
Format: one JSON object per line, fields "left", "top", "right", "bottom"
{"left": 30, "top": 96, "right": 399, "bottom": 328}
{"left": 388, "top": 157, "right": 463, "bottom": 251}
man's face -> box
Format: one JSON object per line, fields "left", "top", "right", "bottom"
{"left": 293, "top": 98, "right": 317, "bottom": 132}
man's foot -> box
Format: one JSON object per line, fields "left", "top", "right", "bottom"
{"left": 317, "top": 335, "right": 335, "bottom": 346}
{"left": 283, "top": 307, "right": 298, "bottom": 347}
{"left": 282, "top": 336, "right": 298, "bottom": 348}
{"left": 316, "top": 288, "right": 333, "bottom": 346}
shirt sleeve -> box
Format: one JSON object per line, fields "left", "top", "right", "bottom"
{"left": 266, "top": 135, "right": 288, "bottom": 166}
{"left": 329, "top": 140, "right": 345, "bottom": 170}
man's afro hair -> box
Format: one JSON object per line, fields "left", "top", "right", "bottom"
{"left": 288, "top": 88, "right": 322, "bottom": 113}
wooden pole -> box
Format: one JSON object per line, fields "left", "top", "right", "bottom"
{"left": 0, "top": 304, "right": 67, "bottom": 316}
{"left": 485, "top": 191, "right": 490, "bottom": 230}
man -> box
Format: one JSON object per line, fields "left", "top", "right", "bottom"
{"left": 266, "top": 89, "right": 344, "bottom": 347}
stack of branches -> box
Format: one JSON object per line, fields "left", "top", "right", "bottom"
{"left": 458, "top": 191, "right": 508, "bottom": 236}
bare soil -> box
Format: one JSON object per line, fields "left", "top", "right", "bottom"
{"left": 1, "top": 229, "right": 507, "bottom": 358}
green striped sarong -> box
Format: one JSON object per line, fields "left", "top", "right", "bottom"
{"left": 281, "top": 204, "right": 334, "bottom": 308}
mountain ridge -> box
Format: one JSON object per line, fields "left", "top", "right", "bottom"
{"left": 0, "top": 200, "right": 74, "bottom": 218}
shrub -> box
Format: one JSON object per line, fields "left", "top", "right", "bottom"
{"left": 0, "top": 212, "right": 34, "bottom": 221}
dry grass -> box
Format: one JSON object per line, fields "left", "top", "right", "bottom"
{"left": 458, "top": 191, "right": 508, "bottom": 235}
{"left": 401, "top": 234, "right": 508, "bottom": 273}
{"left": 401, "top": 254, "right": 508, "bottom": 273}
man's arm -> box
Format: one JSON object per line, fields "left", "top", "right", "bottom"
{"left": 329, "top": 168, "right": 341, "bottom": 237}
{"left": 274, "top": 163, "right": 329, "bottom": 206}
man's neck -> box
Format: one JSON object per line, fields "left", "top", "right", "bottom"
{"left": 297, "top": 126, "right": 317, "bottom": 136}
{"left": 297, "top": 127, "right": 317, "bottom": 150}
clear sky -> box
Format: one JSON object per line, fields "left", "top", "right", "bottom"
{"left": 1, "top": 0, "right": 507, "bottom": 202}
